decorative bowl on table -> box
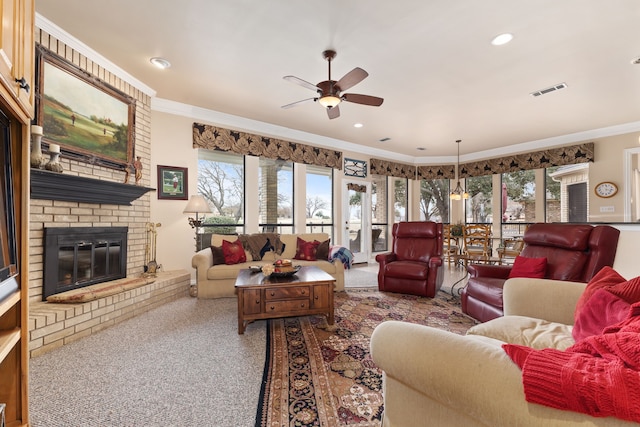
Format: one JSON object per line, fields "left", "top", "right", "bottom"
{"left": 269, "top": 265, "right": 301, "bottom": 277}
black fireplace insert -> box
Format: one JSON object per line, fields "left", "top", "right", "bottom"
{"left": 43, "top": 227, "right": 128, "bottom": 300}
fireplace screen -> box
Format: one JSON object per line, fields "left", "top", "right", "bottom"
{"left": 43, "top": 227, "right": 128, "bottom": 300}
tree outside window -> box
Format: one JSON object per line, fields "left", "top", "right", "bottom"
{"left": 420, "top": 178, "right": 449, "bottom": 222}
{"left": 465, "top": 175, "right": 492, "bottom": 223}
{"left": 197, "top": 150, "right": 244, "bottom": 234}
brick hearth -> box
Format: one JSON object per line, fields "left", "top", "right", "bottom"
{"left": 28, "top": 270, "right": 190, "bottom": 358}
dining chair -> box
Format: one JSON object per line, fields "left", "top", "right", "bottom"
{"left": 463, "top": 224, "right": 491, "bottom": 263}
{"left": 497, "top": 237, "right": 524, "bottom": 264}
{"left": 443, "top": 224, "right": 461, "bottom": 267}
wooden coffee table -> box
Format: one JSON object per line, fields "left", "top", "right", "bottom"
{"left": 234, "top": 265, "right": 335, "bottom": 334}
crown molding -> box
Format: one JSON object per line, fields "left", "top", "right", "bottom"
{"left": 153, "top": 98, "right": 640, "bottom": 165}
{"left": 35, "top": 13, "right": 156, "bottom": 97}
{"left": 151, "top": 97, "right": 416, "bottom": 164}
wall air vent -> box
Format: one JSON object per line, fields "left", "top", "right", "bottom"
{"left": 530, "top": 82, "right": 568, "bottom": 97}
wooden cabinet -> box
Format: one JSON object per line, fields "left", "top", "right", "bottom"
{"left": 0, "top": 0, "right": 33, "bottom": 426}
{"left": 0, "top": 0, "right": 35, "bottom": 122}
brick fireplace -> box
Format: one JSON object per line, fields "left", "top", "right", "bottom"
{"left": 26, "top": 28, "right": 191, "bottom": 358}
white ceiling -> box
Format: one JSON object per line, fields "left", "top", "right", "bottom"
{"left": 35, "top": 0, "right": 640, "bottom": 162}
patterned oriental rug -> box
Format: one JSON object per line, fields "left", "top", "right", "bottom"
{"left": 255, "top": 288, "right": 478, "bottom": 427}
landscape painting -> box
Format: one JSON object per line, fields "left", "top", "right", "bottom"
{"left": 36, "top": 47, "right": 135, "bottom": 169}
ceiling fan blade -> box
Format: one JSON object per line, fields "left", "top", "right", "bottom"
{"left": 327, "top": 105, "right": 340, "bottom": 119}
{"left": 342, "top": 93, "right": 384, "bottom": 106}
{"left": 281, "top": 98, "right": 317, "bottom": 109}
{"left": 335, "top": 67, "right": 368, "bottom": 91}
{"left": 283, "top": 75, "right": 320, "bottom": 92}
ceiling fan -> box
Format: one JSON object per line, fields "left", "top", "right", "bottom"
{"left": 282, "top": 50, "right": 384, "bottom": 120}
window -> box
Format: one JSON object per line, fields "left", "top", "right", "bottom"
{"left": 465, "top": 175, "right": 492, "bottom": 224}
{"left": 501, "top": 170, "right": 535, "bottom": 237}
{"left": 305, "top": 165, "right": 333, "bottom": 238}
{"left": 393, "top": 177, "right": 408, "bottom": 222}
{"left": 546, "top": 164, "right": 589, "bottom": 222}
{"left": 259, "top": 158, "right": 293, "bottom": 234}
{"left": 371, "top": 175, "right": 388, "bottom": 252}
{"left": 420, "top": 178, "right": 449, "bottom": 222}
{"left": 197, "top": 150, "right": 244, "bottom": 234}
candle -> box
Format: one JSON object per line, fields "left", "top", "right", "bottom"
{"left": 48, "top": 144, "right": 60, "bottom": 153}
{"left": 31, "top": 125, "right": 43, "bottom": 136}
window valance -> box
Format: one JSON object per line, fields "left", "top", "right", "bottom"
{"left": 417, "top": 165, "right": 456, "bottom": 180}
{"left": 458, "top": 142, "right": 594, "bottom": 178}
{"left": 192, "top": 123, "right": 343, "bottom": 169}
{"left": 370, "top": 158, "right": 416, "bottom": 179}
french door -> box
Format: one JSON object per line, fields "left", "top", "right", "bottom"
{"left": 342, "top": 181, "right": 371, "bottom": 264}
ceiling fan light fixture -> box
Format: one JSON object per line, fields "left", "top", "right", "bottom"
{"left": 318, "top": 95, "right": 341, "bottom": 108}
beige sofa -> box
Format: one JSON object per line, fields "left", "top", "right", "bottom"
{"left": 191, "top": 232, "right": 345, "bottom": 298}
{"left": 370, "top": 278, "right": 637, "bottom": 427}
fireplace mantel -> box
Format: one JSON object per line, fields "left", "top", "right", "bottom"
{"left": 31, "top": 169, "right": 155, "bottom": 205}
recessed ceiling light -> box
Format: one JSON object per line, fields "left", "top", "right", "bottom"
{"left": 491, "top": 33, "right": 513, "bottom": 46}
{"left": 416, "top": 147, "right": 426, "bottom": 151}
{"left": 379, "top": 137, "right": 391, "bottom": 142}
{"left": 150, "top": 57, "right": 171, "bottom": 69}
{"left": 631, "top": 56, "right": 640, "bottom": 65}
{"left": 354, "top": 123, "right": 363, "bottom": 128}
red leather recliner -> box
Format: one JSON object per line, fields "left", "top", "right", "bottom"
{"left": 461, "top": 223, "right": 620, "bottom": 322}
{"left": 375, "top": 221, "right": 444, "bottom": 298}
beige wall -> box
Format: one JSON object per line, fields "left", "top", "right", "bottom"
{"left": 149, "top": 112, "right": 199, "bottom": 279}
{"left": 590, "top": 132, "right": 640, "bottom": 222}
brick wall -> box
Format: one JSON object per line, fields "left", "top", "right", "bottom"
{"left": 29, "top": 29, "right": 153, "bottom": 303}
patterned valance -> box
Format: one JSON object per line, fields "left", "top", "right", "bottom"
{"left": 459, "top": 143, "right": 594, "bottom": 178}
{"left": 417, "top": 165, "right": 456, "bottom": 180}
{"left": 347, "top": 183, "right": 367, "bottom": 193}
{"left": 370, "top": 158, "right": 416, "bottom": 179}
{"left": 192, "top": 123, "right": 343, "bottom": 169}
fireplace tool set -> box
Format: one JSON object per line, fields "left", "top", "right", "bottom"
{"left": 144, "top": 222, "right": 161, "bottom": 277}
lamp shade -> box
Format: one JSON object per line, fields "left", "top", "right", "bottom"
{"left": 183, "top": 195, "right": 212, "bottom": 214}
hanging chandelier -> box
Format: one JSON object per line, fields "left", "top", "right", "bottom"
{"left": 450, "top": 139, "right": 469, "bottom": 200}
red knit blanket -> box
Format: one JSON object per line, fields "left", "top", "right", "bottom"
{"left": 503, "top": 303, "right": 640, "bottom": 423}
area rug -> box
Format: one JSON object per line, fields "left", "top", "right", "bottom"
{"left": 255, "top": 289, "right": 477, "bottom": 427}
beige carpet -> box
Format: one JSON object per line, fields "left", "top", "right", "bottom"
{"left": 29, "top": 297, "right": 266, "bottom": 427}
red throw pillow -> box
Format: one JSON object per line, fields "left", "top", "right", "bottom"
{"left": 221, "top": 239, "right": 246, "bottom": 265}
{"left": 572, "top": 288, "right": 631, "bottom": 342}
{"left": 508, "top": 256, "right": 547, "bottom": 279}
{"left": 574, "top": 266, "right": 626, "bottom": 322}
{"left": 294, "top": 237, "right": 320, "bottom": 261}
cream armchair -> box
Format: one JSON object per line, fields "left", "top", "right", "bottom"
{"left": 370, "top": 278, "right": 636, "bottom": 427}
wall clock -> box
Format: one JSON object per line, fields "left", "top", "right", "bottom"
{"left": 344, "top": 158, "right": 367, "bottom": 178}
{"left": 594, "top": 181, "right": 618, "bottom": 198}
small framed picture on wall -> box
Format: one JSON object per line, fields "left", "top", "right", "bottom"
{"left": 157, "top": 165, "right": 188, "bottom": 200}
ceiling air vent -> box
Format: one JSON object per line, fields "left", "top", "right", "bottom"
{"left": 530, "top": 82, "right": 568, "bottom": 97}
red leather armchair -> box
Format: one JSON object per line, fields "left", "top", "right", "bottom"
{"left": 461, "top": 223, "right": 620, "bottom": 322}
{"left": 375, "top": 221, "right": 444, "bottom": 298}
